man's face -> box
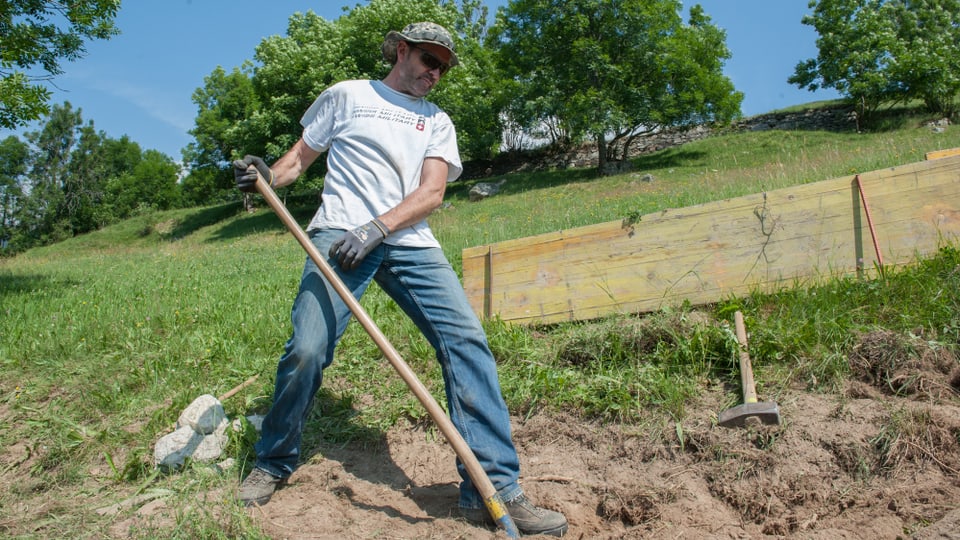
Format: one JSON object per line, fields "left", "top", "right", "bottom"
{"left": 395, "top": 41, "right": 452, "bottom": 97}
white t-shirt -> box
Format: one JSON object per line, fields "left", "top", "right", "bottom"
{"left": 300, "top": 79, "right": 463, "bottom": 248}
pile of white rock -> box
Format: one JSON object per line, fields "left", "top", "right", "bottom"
{"left": 153, "top": 394, "right": 262, "bottom": 470}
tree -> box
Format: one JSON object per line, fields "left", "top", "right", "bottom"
{"left": 5, "top": 101, "right": 174, "bottom": 251}
{"left": 134, "top": 150, "right": 182, "bottom": 212}
{"left": 66, "top": 131, "right": 144, "bottom": 231}
{"left": 887, "top": 0, "right": 960, "bottom": 118}
{"left": 14, "top": 102, "right": 83, "bottom": 248}
{"left": 790, "top": 0, "right": 901, "bottom": 122}
{"left": 429, "top": 0, "right": 507, "bottom": 160}
{"left": 105, "top": 150, "right": 181, "bottom": 219}
{"left": 790, "top": 0, "right": 960, "bottom": 123}
{"left": 62, "top": 123, "right": 108, "bottom": 234}
{"left": 0, "top": 136, "right": 29, "bottom": 249}
{"left": 187, "top": 0, "right": 505, "bottom": 203}
{"left": 489, "top": 0, "right": 742, "bottom": 173}
{"left": 247, "top": 11, "right": 354, "bottom": 160}
{"left": 182, "top": 66, "right": 258, "bottom": 205}
{"left": 0, "top": 0, "right": 120, "bottom": 128}
{"left": 248, "top": 0, "right": 499, "bottom": 159}
{"left": 179, "top": 166, "right": 224, "bottom": 207}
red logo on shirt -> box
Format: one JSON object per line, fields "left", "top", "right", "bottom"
{"left": 416, "top": 116, "right": 426, "bottom": 131}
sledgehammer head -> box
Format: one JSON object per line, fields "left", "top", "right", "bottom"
{"left": 718, "top": 400, "right": 781, "bottom": 428}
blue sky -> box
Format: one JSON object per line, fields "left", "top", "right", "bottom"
{"left": 2, "top": 1, "right": 839, "bottom": 160}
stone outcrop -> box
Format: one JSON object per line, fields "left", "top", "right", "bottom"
{"left": 469, "top": 179, "right": 508, "bottom": 201}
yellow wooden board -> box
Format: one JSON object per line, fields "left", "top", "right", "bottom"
{"left": 926, "top": 147, "right": 960, "bottom": 160}
{"left": 463, "top": 155, "right": 960, "bottom": 324}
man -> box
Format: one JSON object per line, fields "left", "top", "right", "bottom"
{"left": 233, "top": 22, "right": 568, "bottom": 537}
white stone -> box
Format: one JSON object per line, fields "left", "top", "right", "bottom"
{"left": 154, "top": 418, "right": 229, "bottom": 469}
{"left": 177, "top": 394, "right": 226, "bottom": 435}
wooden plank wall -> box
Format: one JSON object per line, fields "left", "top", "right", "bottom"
{"left": 462, "top": 153, "right": 960, "bottom": 325}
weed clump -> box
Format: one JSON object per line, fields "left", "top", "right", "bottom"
{"left": 871, "top": 407, "right": 960, "bottom": 476}
{"left": 848, "top": 330, "right": 959, "bottom": 399}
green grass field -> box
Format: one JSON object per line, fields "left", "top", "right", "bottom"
{"left": 2, "top": 105, "right": 960, "bottom": 538}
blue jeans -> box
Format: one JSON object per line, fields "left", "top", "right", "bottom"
{"left": 254, "top": 228, "right": 522, "bottom": 509}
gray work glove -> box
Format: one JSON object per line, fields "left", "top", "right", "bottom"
{"left": 232, "top": 154, "right": 272, "bottom": 193}
{"left": 328, "top": 218, "right": 391, "bottom": 270}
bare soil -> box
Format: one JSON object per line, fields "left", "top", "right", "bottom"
{"left": 7, "top": 332, "right": 960, "bottom": 539}
{"left": 249, "top": 332, "right": 960, "bottom": 538}
{"left": 242, "top": 393, "right": 960, "bottom": 539}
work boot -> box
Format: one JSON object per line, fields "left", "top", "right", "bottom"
{"left": 239, "top": 468, "right": 285, "bottom": 507}
{"left": 461, "top": 494, "right": 568, "bottom": 537}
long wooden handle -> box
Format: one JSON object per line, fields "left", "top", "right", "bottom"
{"left": 218, "top": 374, "right": 259, "bottom": 402}
{"left": 734, "top": 311, "right": 758, "bottom": 404}
{"left": 254, "top": 177, "right": 519, "bottom": 538}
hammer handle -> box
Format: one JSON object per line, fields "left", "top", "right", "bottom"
{"left": 734, "top": 311, "right": 758, "bottom": 404}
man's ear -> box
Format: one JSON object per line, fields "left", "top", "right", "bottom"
{"left": 396, "top": 41, "right": 410, "bottom": 61}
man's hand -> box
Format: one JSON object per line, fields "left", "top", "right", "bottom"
{"left": 232, "top": 155, "right": 273, "bottom": 193}
{"left": 328, "top": 219, "right": 391, "bottom": 270}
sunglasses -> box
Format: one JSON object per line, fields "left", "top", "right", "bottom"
{"left": 408, "top": 44, "right": 450, "bottom": 75}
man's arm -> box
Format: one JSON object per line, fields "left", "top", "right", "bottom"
{"left": 377, "top": 156, "right": 449, "bottom": 232}
{"left": 328, "top": 156, "right": 450, "bottom": 270}
{"left": 268, "top": 138, "right": 323, "bottom": 188}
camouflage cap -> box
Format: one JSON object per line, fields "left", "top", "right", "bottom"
{"left": 382, "top": 22, "right": 459, "bottom": 67}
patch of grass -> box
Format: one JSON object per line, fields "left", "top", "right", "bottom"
{"left": 488, "top": 308, "right": 732, "bottom": 422}
{"left": 434, "top": 119, "right": 959, "bottom": 269}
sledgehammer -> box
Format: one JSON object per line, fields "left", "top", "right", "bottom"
{"left": 718, "top": 311, "right": 781, "bottom": 428}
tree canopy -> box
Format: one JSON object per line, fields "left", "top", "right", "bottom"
{"left": 0, "top": 136, "right": 29, "bottom": 246}
{"left": 193, "top": 0, "right": 498, "bottom": 167}
{"left": 191, "top": 0, "right": 742, "bottom": 176}
{"left": 0, "top": 0, "right": 120, "bottom": 129}
{"left": 790, "top": 0, "right": 960, "bottom": 122}
{"left": 488, "top": 0, "right": 742, "bottom": 172}
{"left": 2, "top": 103, "right": 180, "bottom": 253}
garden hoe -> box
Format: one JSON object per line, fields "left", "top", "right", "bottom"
{"left": 250, "top": 173, "right": 521, "bottom": 539}
{"left": 718, "top": 311, "right": 781, "bottom": 428}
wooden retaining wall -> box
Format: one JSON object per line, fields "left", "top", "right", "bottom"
{"left": 462, "top": 152, "right": 960, "bottom": 325}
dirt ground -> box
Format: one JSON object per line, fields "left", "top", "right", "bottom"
{"left": 235, "top": 396, "right": 960, "bottom": 539}
{"left": 9, "top": 330, "right": 959, "bottom": 539}
{"left": 124, "top": 331, "right": 960, "bottom": 539}
{"left": 165, "top": 332, "right": 960, "bottom": 540}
